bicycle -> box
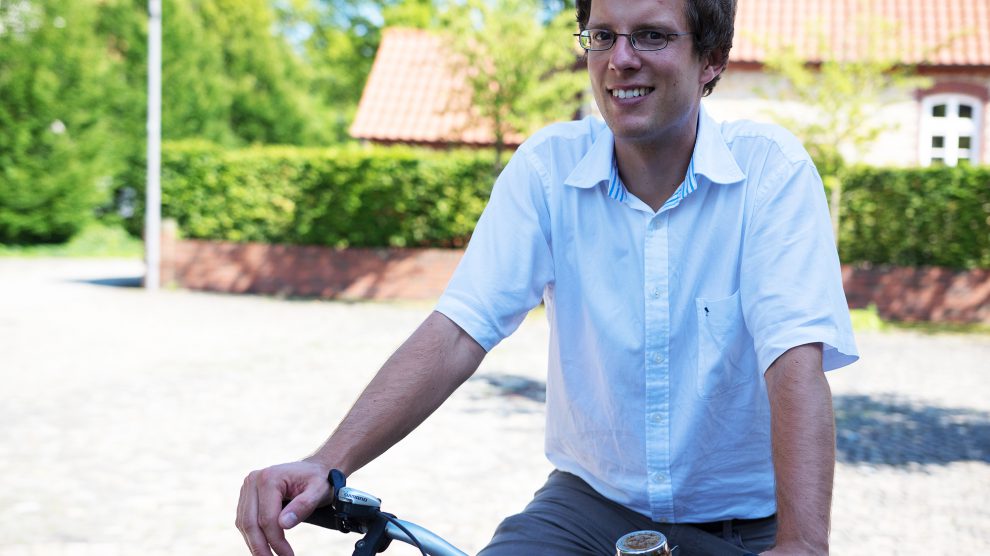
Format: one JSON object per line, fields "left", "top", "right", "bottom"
{"left": 301, "top": 470, "right": 760, "bottom": 556}
{"left": 301, "top": 469, "right": 468, "bottom": 556}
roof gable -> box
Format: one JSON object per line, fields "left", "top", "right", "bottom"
{"left": 349, "top": 28, "right": 522, "bottom": 147}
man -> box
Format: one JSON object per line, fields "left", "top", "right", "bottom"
{"left": 236, "top": 0, "right": 858, "bottom": 553}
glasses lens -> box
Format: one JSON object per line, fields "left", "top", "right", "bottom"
{"left": 631, "top": 30, "right": 668, "bottom": 50}
{"left": 578, "top": 30, "right": 592, "bottom": 49}
{"left": 583, "top": 29, "right": 613, "bottom": 50}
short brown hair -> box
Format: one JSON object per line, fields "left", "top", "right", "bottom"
{"left": 575, "top": 0, "right": 736, "bottom": 96}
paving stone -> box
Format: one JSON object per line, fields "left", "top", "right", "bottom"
{"left": 0, "top": 259, "right": 987, "bottom": 555}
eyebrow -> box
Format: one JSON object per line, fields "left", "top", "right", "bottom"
{"left": 585, "top": 22, "right": 680, "bottom": 32}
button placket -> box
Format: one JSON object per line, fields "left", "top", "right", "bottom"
{"left": 643, "top": 212, "right": 674, "bottom": 520}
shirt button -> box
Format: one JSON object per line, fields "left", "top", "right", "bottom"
{"left": 653, "top": 472, "right": 666, "bottom": 483}
{"left": 651, "top": 413, "right": 664, "bottom": 424}
{"left": 653, "top": 353, "right": 663, "bottom": 364}
{"left": 651, "top": 288, "right": 661, "bottom": 298}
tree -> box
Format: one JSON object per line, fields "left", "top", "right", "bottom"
{"left": 276, "top": 0, "right": 396, "bottom": 143}
{"left": 1, "top": 0, "right": 384, "bottom": 242}
{"left": 196, "top": 0, "right": 336, "bottom": 145}
{"left": 0, "top": 0, "right": 130, "bottom": 243}
{"left": 758, "top": 16, "right": 930, "bottom": 245}
{"left": 443, "top": 0, "right": 587, "bottom": 167}
{"left": 382, "top": 0, "right": 437, "bottom": 29}
{"left": 100, "top": 0, "right": 342, "bottom": 234}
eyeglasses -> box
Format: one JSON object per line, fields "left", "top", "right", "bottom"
{"left": 574, "top": 29, "right": 693, "bottom": 52}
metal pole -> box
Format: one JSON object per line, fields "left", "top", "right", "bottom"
{"left": 145, "top": 0, "right": 162, "bottom": 290}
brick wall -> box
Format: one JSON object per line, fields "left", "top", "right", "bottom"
{"left": 161, "top": 227, "right": 990, "bottom": 323}
{"left": 842, "top": 265, "right": 990, "bottom": 324}
{"left": 160, "top": 223, "right": 462, "bottom": 300}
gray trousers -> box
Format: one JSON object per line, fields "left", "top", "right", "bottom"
{"left": 479, "top": 471, "right": 777, "bottom": 556}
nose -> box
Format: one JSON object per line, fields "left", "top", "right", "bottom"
{"left": 608, "top": 34, "right": 641, "bottom": 71}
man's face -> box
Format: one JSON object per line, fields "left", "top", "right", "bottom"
{"left": 586, "top": 0, "right": 716, "bottom": 148}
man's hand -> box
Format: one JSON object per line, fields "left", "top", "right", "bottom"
{"left": 234, "top": 312, "right": 486, "bottom": 556}
{"left": 236, "top": 460, "right": 332, "bottom": 556}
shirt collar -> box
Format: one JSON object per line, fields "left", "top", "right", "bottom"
{"left": 562, "top": 105, "right": 746, "bottom": 191}
{"left": 563, "top": 122, "right": 615, "bottom": 189}
{"left": 693, "top": 104, "right": 746, "bottom": 186}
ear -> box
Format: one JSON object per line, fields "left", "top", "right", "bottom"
{"left": 699, "top": 49, "right": 725, "bottom": 86}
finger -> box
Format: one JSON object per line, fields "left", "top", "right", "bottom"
{"left": 280, "top": 479, "right": 329, "bottom": 529}
{"left": 236, "top": 472, "right": 276, "bottom": 556}
{"left": 257, "top": 469, "right": 295, "bottom": 556}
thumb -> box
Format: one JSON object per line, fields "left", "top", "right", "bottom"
{"left": 279, "top": 487, "right": 325, "bottom": 530}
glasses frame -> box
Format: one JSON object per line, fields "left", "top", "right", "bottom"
{"left": 574, "top": 29, "right": 694, "bottom": 52}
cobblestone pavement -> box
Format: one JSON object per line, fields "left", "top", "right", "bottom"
{"left": 1, "top": 258, "right": 987, "bottom": 556}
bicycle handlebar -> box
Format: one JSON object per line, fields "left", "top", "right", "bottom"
{"left": 303, "top": 504, "right": 344, "bottom": 531}
{"left": 384, "top": 519, "right": 467, "bottom": 555}
{"left": 299, "top": 471, "right": 467, "bottom": 556}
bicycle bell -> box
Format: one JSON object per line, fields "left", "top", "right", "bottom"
{"left": 616, "top": 530, "right": 671, "bottom": 556}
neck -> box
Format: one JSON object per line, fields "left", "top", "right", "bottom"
{"left": 614, "top": 129, "right": 696, "bottom": 212}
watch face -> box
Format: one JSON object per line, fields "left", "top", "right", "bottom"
{"left": 616, "top": 530, "right": 670, "bottom": 555}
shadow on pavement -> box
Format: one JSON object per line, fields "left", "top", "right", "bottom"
{"left": 471, "top": 373, "right": 546, "bottom": 403}
{"left": 471, "top": 375, "right": 990, "bottom": 467}
{"left": 834, "top": 394, "right": 990, "bottom": 466}
{"left": 72, "top": 276, "right": 144, "bottom": 288}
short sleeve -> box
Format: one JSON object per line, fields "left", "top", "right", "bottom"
{"left": 435, "top": 149, "right": 554, "bottom": 352}
{"left": 741, "top": 154, "right": 859, "bottom": 374}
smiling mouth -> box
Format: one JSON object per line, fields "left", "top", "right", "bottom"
{"left": 610, "top": 87, "right": 654, "bottom": 99}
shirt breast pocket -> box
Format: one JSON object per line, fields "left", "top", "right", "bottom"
{"left": 695, "top": 291, "right": 756, "bottom": 399}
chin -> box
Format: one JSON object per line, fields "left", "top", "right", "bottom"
{"left": 607, "top": 121, "right": 656, "bottom": 142}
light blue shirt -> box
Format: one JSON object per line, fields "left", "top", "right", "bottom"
{"left": 436, "top": 106, "right": 859, "bottom": 522}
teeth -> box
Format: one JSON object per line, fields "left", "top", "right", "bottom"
{"left": 612, "top": 87, "right": 651, "bottom": 99}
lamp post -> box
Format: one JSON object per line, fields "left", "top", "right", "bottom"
{"left": 145, "top": 0, "right": 162, "bottom": 290}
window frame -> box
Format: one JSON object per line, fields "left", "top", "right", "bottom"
{"left": 919, "top": 93, "right": 983, "bottom": 166}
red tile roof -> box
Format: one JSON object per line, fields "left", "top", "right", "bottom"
{"left": 732, "top": 0, "right": 990, "bottom": 66}
{"left": 349, "top": 28, "right": 523, "bottom": 147}
{"left": 353, "top": 3, "right": 990, "bottom": 145}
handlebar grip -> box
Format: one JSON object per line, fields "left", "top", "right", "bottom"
{"left": 303, "top": 504, "right": 342, "bottom": 530}
{"left": 298, "top": 468, "right": 348, "bottom": 530}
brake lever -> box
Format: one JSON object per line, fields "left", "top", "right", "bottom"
{"left": 300, "top": 468, "right": 349, "bottom": 531}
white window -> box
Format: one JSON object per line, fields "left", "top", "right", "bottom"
{"left": 920, "top": 94, "right": 982, "bottom": 166}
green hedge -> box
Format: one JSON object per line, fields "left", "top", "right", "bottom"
{"left": 839, "top": 165, "right": 990, "bottom": 269}
{"left": 150, "top": 141, "right": 989, "bottom": 268}
{"left": 158, "top": 141, "right": 496, "bottom": 248}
